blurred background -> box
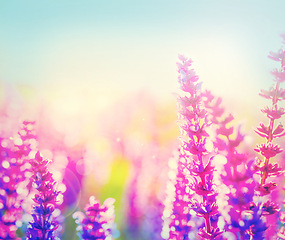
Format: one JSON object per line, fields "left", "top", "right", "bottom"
{"left": 1, "top": 1, "right": 285, "bottom": 239}
{"left": 1, "top": 0, "right": 285, "bottom": 110}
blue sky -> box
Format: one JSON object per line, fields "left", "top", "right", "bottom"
{"left": 1, "top": 0, "right": 285, "bottom": 113}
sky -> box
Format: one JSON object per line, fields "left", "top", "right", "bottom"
{"left": 1, "top": 0, "right": 285, "bottom": 117}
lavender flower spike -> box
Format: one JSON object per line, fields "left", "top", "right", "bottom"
{"left": 26, "top": 151, "right": 61, "bottom": 240}
{"left": 73, "top": 196, "right": 118, "bottom": 240}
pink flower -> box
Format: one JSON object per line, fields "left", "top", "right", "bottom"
{"left": 254, "top": 159, "right": 284, "bottom": 177}
{"left": 166, "top": 56, "right": 221, "bottom": 239}
{"left": 261, "top": 106, "right": 285, "bottom": 120}
{"left": 255, "top": 123, "right": 270, "bottom": 139}
{"left": 227, "top": 152, "right": 247, "bottom": 166}
{"left": 181, "top": 122, "right": 209, "bottom": 139}
{"left": 277, "top": 226, "right": 285, "bottom": 239}
{"left": 202, "top": 92, "right": 225, "bottom": 120}
{"left": 190, "top": 179, "right": 214, "bottom": 197}
{"left": 198, "top": 227, "right": 223, "bottom": 239}
{"left": 271, "top": 69, "right": 285, "bottom": 83}
{"left": 191, "top": 160, "right": 215, "bottom": 177}
{"left": 228, "top": 127, "right": 244, "bottom": 149}
{"left": 261, "top": 201, "right": 280, "bottom": 215}
{"left": 177, "top": 54, "right": 192, "bottom": 66}
{"left": 254, "top": 142, "right": 282, "bottom": 159}
{"left": 259, "top": 87, "right": 285, "bottom": 101}
{"left": 178, "top": 107, "right": 207, "bottom": 121}
{"left": 191, "top": 201, "right": 219, "bottom": 218}
{"left": 255, "top": 123, "right": 285, "bottom": 139}
{"left": 216, "top": 125, "right": 234, "bottom": 137}
{"left": 272, "top": 123, "right": 285, "bottom": 138}
{"left": 176, "top": 55, "right": 200, "bottom": 94}
{"left": 257, "top": 182, "right": 277, "bottom": 196}
{"left": 73, "top": 196, "right": 117, "bottom": 239}
{"left": 268, "top": 49, "right": 285, "bottom": 62}
{"left": 185, "top": 139, "right": 207, "bottom": 155}
{"left": 177, "top": 95, "right": 201, "bottom": 108}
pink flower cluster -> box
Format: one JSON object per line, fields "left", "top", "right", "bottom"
{"left": 164, "top": 55, "right": 223, "bottom": 239}
{"left": 163, "top": 35, "right": 285, "bottom": 240}
{"left": 73, "top": 196, "right": 117, "bottom": 239}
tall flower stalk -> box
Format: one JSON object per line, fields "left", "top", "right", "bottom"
{"left": 26, "top": 151, "right": 61, "bottom": 240}
{"left": 254, "top": 36, "right": 285, "bottom": 239}
{"left": 0, "top": 139, "right": 23, "bottom": 240}
{"left": 202, "top": 90, "right": 270, "bottom": 239}
{"left": 0, "top": 120, "right": 36, "bottom": 239}
{"left": 162, "top": 148, "right": 198, "bottom": 240}
{"left": 73, "top": 196, "right": 117, "bottom": 240}
{"left": 166, "top": 55, "right": 223, "bottom": 239}
{"left": 255, "top": 46, "right": 285, "bottom": 191}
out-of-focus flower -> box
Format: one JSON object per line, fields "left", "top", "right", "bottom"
{"left": 236, "top": 202, "right": 268, "bottom": 239}
{"left": 0, "top": 120, "right": 37, "bottom": 239}
{"left": 268, "top": 49, "right": 285, "bottom": 64}
{"left": 271, "top": 68, "right": 285, "bottom": 83}
{"left": 201, "top": 88, "right": 259, "bottom": 239}
{"left": 277, "top": 226, "right": 285, "bottom": 239}
{"left": 216, "top": 125, "right": 234, "bottom": 137}
{"left": 255, "top": 36, "right": 285, "bottom": 197}
{"left": 253, "top": 40, "right": 285, "bottom": 238}
{"left": 73, "top": 196, "right": 117, "bottom": 240}
{"left": 261, "top": 106, "right": 285, "bottom": 120}
{"left": 259, "top": 87, "right": 285, "bottom": 101}
{"left": 0, "top": 142, "right": 22, "bottom": 239}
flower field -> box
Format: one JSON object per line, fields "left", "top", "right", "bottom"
{"left": 1, "top": 30, "right": 285, "bottom": 240}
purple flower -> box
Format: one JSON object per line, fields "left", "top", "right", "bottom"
{"left": 230, "top": 202, "right": 268, "bottom": 239}
{"left": 0, "top": 121, "right": 37, "bottom": 239}
{"left": 0, "top": 143, "right": 23, "bottom": 239}
{"left": 256, "top": 182, "right": 277, "bottom": 196}
{"left": 261, "top": 201, "right": 280, "bottom": 216}
{"left": 201, "top": 89, "right": 269, "bottom": 239}
{"left": 26, "top": 151, "right": 61, "bottom": 240}
{"left": 261, "top": 106, "right": 285, "bottom": 120}
{"left": 73, "top": 196, "right": 117, "bottom": 240}
{"left": 191, "top": 201, "right": 219, "bottom": 218}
